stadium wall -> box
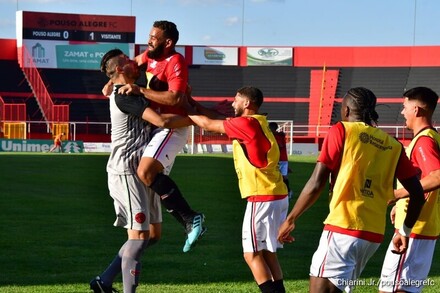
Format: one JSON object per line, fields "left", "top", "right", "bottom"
{"left": 2, "top": 39, "right": 440, "bottom": 144}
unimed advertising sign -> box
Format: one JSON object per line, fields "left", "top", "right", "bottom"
{"left": 16, "top": 11, "right": 135, "bottom": 70}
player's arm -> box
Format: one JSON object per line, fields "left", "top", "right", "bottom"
{"left": 102, "top": 80, "right": 114, "bottom": 97}
{"left": 392, "top": 169, "right": 440, "bottom": 203}
{"left": 117, "top": 83, "right": 183, "bottom": 107}
{"left": 115, "top": 92, "right": 190, "bottom": 129}
{"left": 183, "top": 98, "right": 226, "bottom": 133}
{"left": 392, "top": 175, "right": 425, "bottom": 254}
{"left": 391, "top": 151, "right": 426, "bottom": 254}
{"left": 141, "top": 108, "right": 192, "bottom": 129}
{"left": 390, "top": 137, "right": 440, "bottom": 204}
{"left": 187, "top": 114, "right": 226, "bottom": 134}
{"left": 277, "top": 162, "right": 330, "bottom": 244}
{"left": 187, "top": 95, "right": 230, "bottom": 119}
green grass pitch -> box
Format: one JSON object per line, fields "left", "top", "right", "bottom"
{"left": 0, "top": 153, "right": 438, "bottom": 292}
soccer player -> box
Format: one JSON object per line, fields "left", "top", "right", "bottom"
{"left": 90, "top": 49, "right": 191, "bottom": 293}
{"left": 379, "top": 87, "right": 440, "bottom": 293}
{"left": 48, "top": 132, "right": 65, "bottom": 153}
{"left": 186, "top": 86, "right": 289, "bottom": 293}
{"left": 269, "top": 122, "right": 292, "bottom": 199}
{"left": 277, "top": 87, "right": 426, "bottom": 293}
{"left": 105, "top": 20, "right": 206, "bottom": 252}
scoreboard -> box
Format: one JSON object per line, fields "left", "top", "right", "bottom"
{"left": 16, "top": 11, "right": 135, "bottom": 70}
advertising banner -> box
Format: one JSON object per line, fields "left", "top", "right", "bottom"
{"left": 0, "top": 139, "right": 84, "bottom": 153}
{"left": 192, "top": 46, "right": 238, "bottom": 65}
{"left": 247, "top": 47, "right": 293, "bottom": 66}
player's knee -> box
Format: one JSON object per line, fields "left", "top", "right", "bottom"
{"left": 147, "top": 225, "right": 161, "bottom": 247}
{"left": 137, "top": 167, "right": 156, "bottom": 186}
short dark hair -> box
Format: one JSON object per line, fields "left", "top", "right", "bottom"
{"left": 100, "top": 48, "right": 124, "bottom": 73}
{"left": 403, "top": 87, "right": 439, "bottom": 112}
{"left": 237, "top": 86, "right": 264, "bottom": 108}
{"left": 153, "top": 20, "right": 179, "bottom": 44}
{"left": 269, "top": 122, "right": 278, "bottom": 132}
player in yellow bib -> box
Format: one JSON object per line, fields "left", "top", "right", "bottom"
{"left": 278, "top": 87, "right": 426, "bottom": 293}
{"left": 379, "top": 87, "right": 440, "bottom": 293}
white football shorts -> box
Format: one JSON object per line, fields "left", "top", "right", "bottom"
{"left": 310, "top": 230, "right": 380, "bottom": 292}
{"left": 142, "top": 127, "right": 189, "bottom": 175}
{"left": 379, "top": 235, "right": 436, "bottom": 293}
{"left": 242, "top": 197, "right": 289, "bottom": 253}
{"left": 108, "top": 173, "right": 162, "bottom": 231}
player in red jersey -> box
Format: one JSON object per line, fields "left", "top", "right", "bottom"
{"left": 379, "top": 87, "right": 440, "bottom": 293}
{"left": 269, "top": 122, "right": 292, "bottom": 199}
{"left": 185, "top": 86, "right": 288, "bottom": 293}
{"left": 105, "top": 21, "right": 205, "bottom": 253}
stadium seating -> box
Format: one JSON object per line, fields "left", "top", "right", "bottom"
{"left": 2, "top": 42, "right": 440, "bottom": 143}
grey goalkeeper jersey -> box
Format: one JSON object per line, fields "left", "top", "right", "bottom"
{"left": 106, "top": 85, "right": 151, "bottom": 175}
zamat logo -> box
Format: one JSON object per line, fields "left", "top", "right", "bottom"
{"left": 258, "top": 48, "right": 279, "bottom": 58}
{"left": 32, "top": 43, "right": 45, "bottom": 58}
{"left": 204, "top": 49, "right": 225, "bottom": 60}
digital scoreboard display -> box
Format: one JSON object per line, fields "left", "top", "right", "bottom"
{"left": 17, "top": 11, "right": 135, "bottom": 70}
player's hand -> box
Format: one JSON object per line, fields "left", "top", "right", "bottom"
{"left": 389, "top": 205, "right": 396, "bottom": 225}
{"left": 391, "top": 233, "right": 408, "bottom": 254}
{"left": 102, "top": 80, "right": 114, "bottom": 97}
{"left": 118, "top": 84, "right": 140, "bottom": 95}
{"left": 388, "top": 189, "right": 409, "bottom": 205}
{"left": 212, "top": 99, "right": 234, "bottom": 117}
{"left": 182, "top": 96, "right": 197, "bottom": 115}
{"left": 277, "top": 219, "right": 296, "bottom": 244}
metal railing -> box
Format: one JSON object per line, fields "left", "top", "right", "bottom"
{"left": 4, "top": 120, "right": 436, "bottom": 154}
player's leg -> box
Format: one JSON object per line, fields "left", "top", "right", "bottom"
{"left": 261, "top": 197, "right": 289, "bottom": 292}
{"left": 122, "top": 230, "right": 149, "bottom": 293}
{"left": 310, "top": 231, "right": 379, "bottom": 293}
{"left": 309, "top": 276, "right": 341, "bottom": 293}
{"left": 139, "top": 128, "right": 198, "bottom": 224}
{"left": 379, "top": 237, "right": 436, "bottom": 293}
{"left": 140, "top": 127, "right": 205, "bottom": 251}
{"left": 146, "top": 187, "right": 163, "bottom": 248}
{"left": 263, "top": 251, "right": 285, "bottom": 293}
{"left": 242, "top": 201, "right": 282, "bottom": 292}
{"left": 91, "top": 174, "right": 150, "bottom": 293}
{"left": 119, "top": 175, "right": 151, "bottom": 293}
{"left": 243, "top": 251, "right": 276, "bottom": 291}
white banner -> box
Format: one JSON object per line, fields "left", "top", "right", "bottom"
{"left": 192, "top": 46, "right": 238, "bottom": 65}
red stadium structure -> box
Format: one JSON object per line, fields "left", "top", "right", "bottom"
{"left": 1, "top": 37, "right": 440, "bottom": 147}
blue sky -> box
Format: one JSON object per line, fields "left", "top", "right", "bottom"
{"left": 1, "top": 0, "right": 439, "bottom": 46}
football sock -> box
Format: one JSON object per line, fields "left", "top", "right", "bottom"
{"left": 273, "top": 279, "right": 286, "bottom": 293}
{"left": 99, "top": 241, "right": 128, "bottom": 286}
{"left": 258, "top": 280, "right": 276, "bottom": 293}
{"left": 122, "top": 239, "right": 148, "bottom": 293}
{"left": 150, "top": 173, "right": 196, "bottom": 224}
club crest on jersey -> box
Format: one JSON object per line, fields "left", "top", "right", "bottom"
{"left": 135, "top": 212, "right": 146, "bottom": 223}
